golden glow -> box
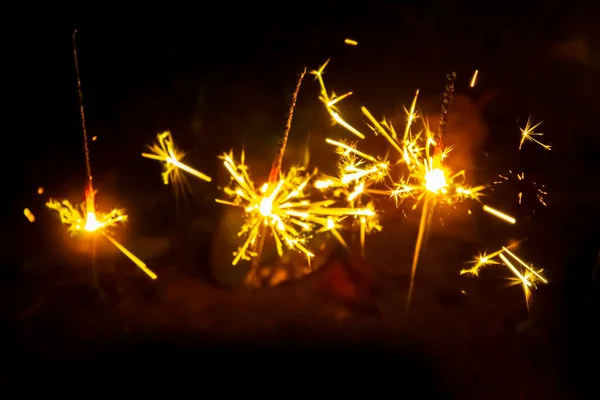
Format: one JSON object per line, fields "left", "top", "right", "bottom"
{"left": 344, "top": 38, "right": 358, "bottom": 46}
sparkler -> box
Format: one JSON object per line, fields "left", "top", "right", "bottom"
{"left": 461, "top": 243, "right": 547, "bottom": 310}
{"left": 142, "top": 130, "right": 212, "bottom": 185}
{"left": 216, "top": 68, "right": 375, "bottom": 285}
{"left": 46, "top": 31, "right": 155, "bottom": 280}
{"left": 312, "top": 60, "right": 520, "bottom": 313}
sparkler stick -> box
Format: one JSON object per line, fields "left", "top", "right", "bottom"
{"left": 73, "top": 30, "right": 93, "bottom": 188}
{"left": 434, "top": 71, "right": 457, "bottom": 155}
{"left": 246, "top": 68, "right": 308, "bottom": 284}
{"left": 268, "top": 67, "right": 307, "bottom": 183}
{"left": 46, "top": 31, "right": 155, "bottom": 280}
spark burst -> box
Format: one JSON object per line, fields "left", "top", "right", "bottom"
{"left": 519, "top": 117, "right": 550, "bottom": 151}
{"left": 216, "top": 151, "right": 375, "bottom": 266}
{"left": 142, "top": 131, "right": 212, "bottom": 185}
{"left": 461, "top": 243, "right": 547, "bottom": 310}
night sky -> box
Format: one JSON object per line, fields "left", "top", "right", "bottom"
{"left": 5, "top": 6, "right": 600, "bottom": 395}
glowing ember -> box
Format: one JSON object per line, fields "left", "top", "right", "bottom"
{"left": 519, "top": 117, "right": 550, "bottom": 150}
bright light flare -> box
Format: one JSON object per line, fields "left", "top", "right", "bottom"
{"left": 424, "top": 168, "right": 447, "bottom": 193}
{"left": 142, "top": 131, "right": 212, "bottom": 185}
{"left": 216, "top": 150, "right": 375, "bottom": 265}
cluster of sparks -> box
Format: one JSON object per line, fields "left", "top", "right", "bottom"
{"left": 461, "top": 243, "right": 547, "bottom": 309}
{"left": 46, "top": 182, "right": 157, "bottom": 280}
{"left": 310, "top": 59, "right": 548, "bottom": 309}
{"left": 215, "top": 151, "right": 375, "bottom": 265}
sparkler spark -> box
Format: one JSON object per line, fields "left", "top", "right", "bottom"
{"left": 46, "top": 185, "right": 157, "bottom": 280}
{"left": 142, "top": 131, "right": 212, "bottom": 185}
{"left": 312, "top": 60, "right": 491, "bottom": 211}
{"left": 519, "top": 117, "right": 550, "bottom": 150}
{"left": 344, "top": 38, "right": 358, "bottom": 46}
{"left": 469, "top": 70, "right": 479, "bottom": 88}
{"left": 216, "top": 151, "right": 375, "bottom": 266}
{"left": 461, "top": 243, "right": 547, "bottom": 310}
{"left": 495, "top": 170, "right": 548, "bottom": 207}
{"left": 24, "top": 208, "right": 35, "bottom": 223}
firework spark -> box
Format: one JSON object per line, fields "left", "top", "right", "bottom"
{"left": 519, "top": 117, "right": 550, "bottom": 151}
{"left": 45, "top": 31, "right": 155, "bottom": 280}
{"left": 495, "top": 170, "right": 548, "bottom": 207}
{"left": 461, "top": 243, "right": 547, "bottom": 310}
{"left": 142, "top": 131, "right": 212, "bottom": 185}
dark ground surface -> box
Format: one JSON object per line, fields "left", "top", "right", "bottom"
{"left": 5, "top": 7, "right": 600, "bottom": 398}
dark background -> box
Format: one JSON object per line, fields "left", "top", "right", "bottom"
{"left": 4, "top": 4, "right": 600, "bottom": 396}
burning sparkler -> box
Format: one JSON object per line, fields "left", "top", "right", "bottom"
{"left": 461, "top": 243, "right": 547, "bottom": 310}
{"left": 312, "top": 60, "right": 521, "bottom": 312}
{"left": 142, "top": 130, "right": 212, "bottom": 185}
{"left": 46, "top": 31, "right": 155, "bottom": 280}
{"left": 215, "top": 68, "right": 376, "bottom": 284}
